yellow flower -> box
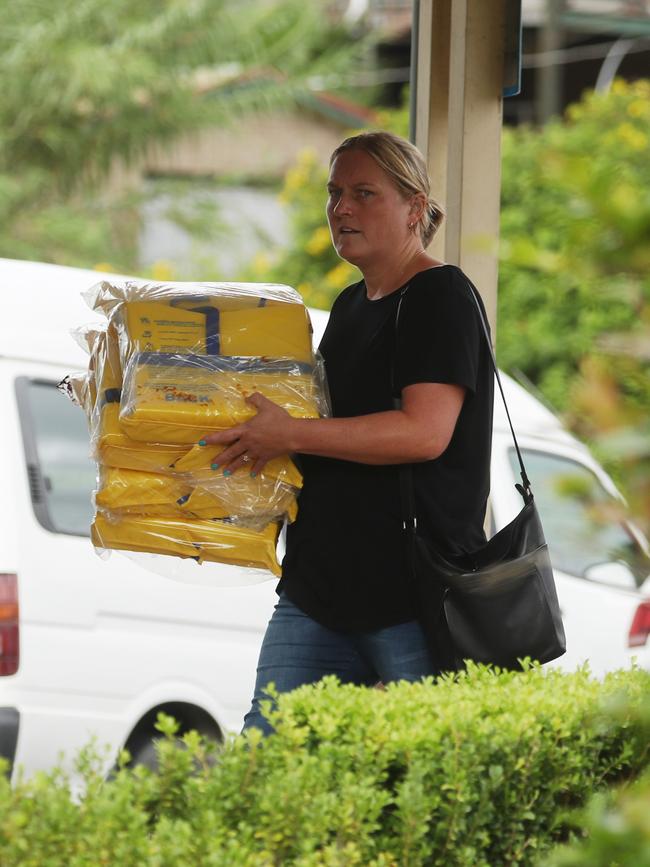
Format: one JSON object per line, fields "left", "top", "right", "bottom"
{"left": 294, "top": 149, "right": 318, "bottom": 170}
{"left": 296, "top": 282, "right": 313, "bottom": 300}
{"left": 611, "top": 78, "right": 629, "bottom": 96}
{"left": 610, "top": 184, "right": 641, "bottom": 216}
{"left": 616, "top": 122, "right": 648, "bottom": 151}
{"left": 252, "top": 252, "right": 271, "bottom": 275}
{"left": 283, "top": 166, "right": 308, "bottom": 196}
{"left": 93, "top": 262, "right": 117, "bottom": 273}
{"left": 325, "top": 261, "right": 355, "bottom": 290}
{"left": 633, "top": 80, "right": 650, "bottom": 97}
{"left": 627, "top": 99, "right": 650, "bottom": 120}
{"left": 309, "top": 290, "right": 333, "bottom": 310}
{"left": 150, "top": 261, "right": 176, "bottom": 281}
{"left": 306, "top": 226, "right": 332, "bottom": 256}
{"left": 279, "top": 149, "right": 320, "bottom": 204}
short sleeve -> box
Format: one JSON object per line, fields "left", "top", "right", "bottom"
{"left": 394, "top": 268, "right": 482, "bottom": 396}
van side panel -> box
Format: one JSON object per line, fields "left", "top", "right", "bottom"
{"left": 2, "top": 358, "right": 276, "bottom": 781}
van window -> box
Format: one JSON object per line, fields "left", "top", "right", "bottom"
{"left": 18, "top": 379, "right": 95, "bottom": 536}
{"left": 508, "top": 449, "right": 649, "bottom": 589}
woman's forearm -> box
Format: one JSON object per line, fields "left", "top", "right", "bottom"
{"left": 287, "top": 410, "right": 439, "bottom": 464}
{"left": 201, "top": 384, "right": 464, "bottom": 473}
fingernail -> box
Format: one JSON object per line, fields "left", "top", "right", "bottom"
{"left": 223, "top": 469, "right": 232, "bottom": 477}
{"left": 198, "top": 439, "right": 207, "bottom": 446}
{"left": 250, "top": 471, "right": 257, "bottom": 478}
{"left": 211, "top": 463, "right": 220, "bottom": 471}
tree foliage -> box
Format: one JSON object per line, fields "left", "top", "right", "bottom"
{"left": 499, "top": 79, "right": 650, "bottom": 526}
{"left": 0, "top": 0, "right": 360, "bottom": 269}
{"left": 498, "top": 79, "right": 650, "bottom": 412}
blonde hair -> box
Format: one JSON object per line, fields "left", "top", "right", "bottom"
{"left": 329, "top": 131, "right": 445, "bottom": 246}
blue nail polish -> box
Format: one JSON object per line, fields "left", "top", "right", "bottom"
{"left": 223, "top": 469, "right": 232, "bottom": 477}
{"left": 250, "top": 471, "right": 257, "bottom": 478}
{"left": 198, "top": 439, "right": 206, "bottom": 446}
{"left": 211, "top": 463, "right": 220, "bottom": 470}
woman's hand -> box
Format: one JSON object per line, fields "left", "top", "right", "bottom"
{"left": 200, "top": 392, "right": 296, "bottom": 476}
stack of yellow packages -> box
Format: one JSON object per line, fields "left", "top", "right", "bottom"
{"left": 69, "top": 279, "right": 330, "bottom": 577}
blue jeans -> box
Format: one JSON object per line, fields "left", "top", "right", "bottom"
{"left": 242, "top": 593, "right": 437, "bottom": 735}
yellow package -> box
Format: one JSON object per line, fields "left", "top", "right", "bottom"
{"left": 179, "top": 475, "right": 298, "bottom": 525}
{"left": 92, "top": 513, "right": 281, "bottom": 575}
{"left": 99, "top": 504, "right": 190, "bottom": 520}
{"left": 177, "top": 488, "right": 230, "bottom": 520}
{"left": 85, "top": 328, "right": 116, "bottom": 413}
{"left": 102, "top": 318, "right": 123, "bottom": 392}
{"left": 119, "top": 354, "right": 322, "bottom": 444}
{"left": 96, "top": 403, "right": 186, "bottom": 472}
{"left": 87, "top": 320, "right": 122, "bottom": 401}
{"left": 95, "top": 467, "right": 191, "bottom": 511}
{"left": 171, "top": 444, "right": 303, "bottom": 489}
{"left": 219, "top": 303, "right": 313, "bottom": 363}
{"left": 190, "top": 519, "right": 281, "bottom": 574}
{"left": 123, "top": 301, "right": 209, "bottom": 355}
{"left": 85, "top": 320, "right": 122, "bottom": 438}
{"left": 170, "top": 293, "right": 265, "bottom": 313}
{"left": 92, "top": 513, "right": 201, "bottom": 559}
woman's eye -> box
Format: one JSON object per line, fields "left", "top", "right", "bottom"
{"left": 358, "top": 190, "right": 373, "bottom": 199}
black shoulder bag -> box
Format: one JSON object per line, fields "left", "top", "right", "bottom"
{"left": 394, "top": 282, "right": 566, "bottom": 672}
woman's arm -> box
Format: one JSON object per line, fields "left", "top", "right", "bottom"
{"left": 201, "top": 381, "right": 466, "bottom": 476}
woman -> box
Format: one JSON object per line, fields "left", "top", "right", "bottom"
{"left": 203, "top": 131, "right": 494, "bottom": 735}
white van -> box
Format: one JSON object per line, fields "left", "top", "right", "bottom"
{"left": 0, "top": 258, "right": 648, "bottom": 783}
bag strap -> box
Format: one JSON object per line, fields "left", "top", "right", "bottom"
{"left": 392, "top": 276, "right": 533, "bottom": 532}
{"left": 460, "top": 281, "right": 532, "bottom": 497}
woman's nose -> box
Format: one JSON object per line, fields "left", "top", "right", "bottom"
{"left": 332, "top": 193, "right": 353, "bottom": 216}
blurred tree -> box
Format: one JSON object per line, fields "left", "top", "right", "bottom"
{"left": 0, "top": 0, "right": 361, "bottom": 270}
{"left": 499, "top": 79, "right": 650, "bottom": 413}
{"left": 499, "top": 79, "right": 650, "bottom": 529}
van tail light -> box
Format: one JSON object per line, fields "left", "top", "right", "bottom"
{"left": 628, "top": 601, "right": 650, "bottom": 648}
{"left": 0, "top": 574, "right": 19, "bottom": 675}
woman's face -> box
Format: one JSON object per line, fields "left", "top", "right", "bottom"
{"left": 326, "top": 148, "right": 417, "bottom": 268}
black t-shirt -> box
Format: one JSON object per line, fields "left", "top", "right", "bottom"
{"left": 278, "top": 265, "right": 494, "bottom": 631}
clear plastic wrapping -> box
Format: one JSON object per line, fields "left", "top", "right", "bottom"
{"left": 65, "top": 278, "right": 329, "bottom": 581}
{"left": 91, "top": 514, "right": 282, "bottom": 576}
{"left": 119, "top": 353, "right": 325, "bottom": 444}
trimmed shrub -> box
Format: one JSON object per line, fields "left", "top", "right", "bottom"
{"left": 543, "top": 769, "right": 650, "bottom": 867}
{"left": 0, "top": 664, "right": 648, "bottom": 866}
{"left": 543, "top": 692, "right": 650, "bottom": 866}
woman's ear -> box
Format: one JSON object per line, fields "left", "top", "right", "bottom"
{"left": 409, "top": 193, "right": 427, "bottom": 224}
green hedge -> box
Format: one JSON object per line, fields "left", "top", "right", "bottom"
{"left": 543, "top": 693, "right": 650, "bottom": 866}
{"left": 0, "top": 665, "right": 648, "bottom": 866}
{"left": 543, "top": 769, "right": 650, "bottom": 867}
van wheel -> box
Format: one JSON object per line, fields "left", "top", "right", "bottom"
{"left": 120, "top": 704, "right": 222, "bottom": 774}
{"left": 127, "top": 727, "right": 220, "bottom": 773}
{"left": 128, "top": 737, "right": 161, "bottom": 772}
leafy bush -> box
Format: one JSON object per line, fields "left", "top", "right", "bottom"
{"left": 0, "top": 665, "right": 648, "bottom": 866}
{"left": 543, "top": 770, "right": 650, "bottom": 867}
{"left": 543, "top": 693, "right": 650, "bottom": 866}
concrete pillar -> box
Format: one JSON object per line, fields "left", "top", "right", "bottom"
{"left": 413, "top": 0, "right": 506, "bottom": 335}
